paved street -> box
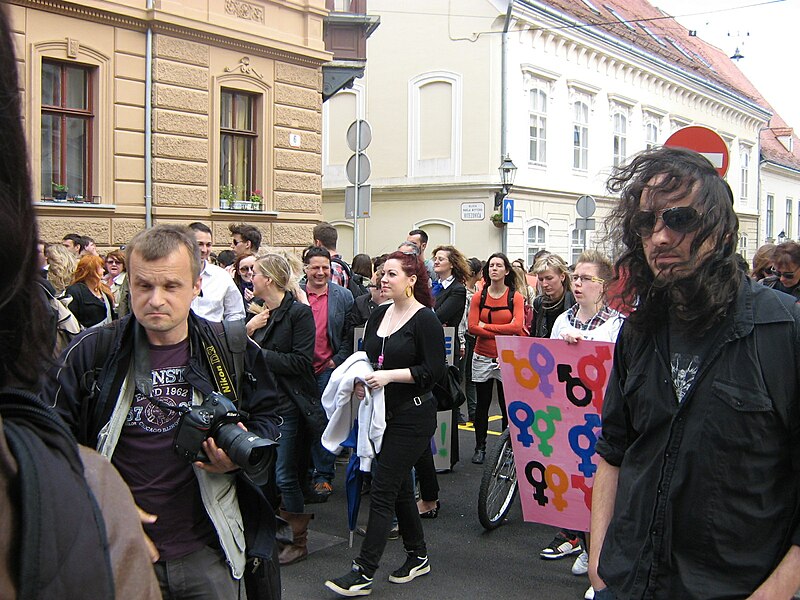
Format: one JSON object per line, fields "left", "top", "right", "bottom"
{"left": 282, "top": 417, "right": 590, "bottom": 600}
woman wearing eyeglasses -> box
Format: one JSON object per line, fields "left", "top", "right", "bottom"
{"left": 550, "top": 250, "right": 625, "bottom": 344}
{"left": 233, "top": 252, "right": 257, "bottom": 311}
{"left": 541, "top": 250, "right": 624, "bottom": 598}
{"left": 103, "top": 250, "right": 127, "bottom": 310}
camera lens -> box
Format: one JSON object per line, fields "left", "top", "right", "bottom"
{"left": 214, "top": 423, "right": 276, "bottom": 485}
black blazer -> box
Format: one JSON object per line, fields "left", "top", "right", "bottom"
{"left": 434, "top": 280, "right": 466, "bottom": 357}
{"left": 65, "top": 282, "right": 115, "bottom": 329}
{"left": 250, "top": 292, "right": 318, "bottom": 415}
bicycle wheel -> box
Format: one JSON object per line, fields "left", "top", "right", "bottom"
{"left": 477, "top": 428, "right": 518, "bottom": 530}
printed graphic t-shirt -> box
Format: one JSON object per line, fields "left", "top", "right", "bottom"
{"left": 112, "top": 339, "right": 216, "bottom": 560}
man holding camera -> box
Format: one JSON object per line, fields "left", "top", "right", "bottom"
{"left": 44, "top": 225, "right": 282, "bottom": 599}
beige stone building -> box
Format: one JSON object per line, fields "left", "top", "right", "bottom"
{"left": 12, "top": 0, "right": 329, "bottom": 253}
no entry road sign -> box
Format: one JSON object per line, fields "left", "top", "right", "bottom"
{"left": 664, "top": 126, "right": 729, "bottom": 177}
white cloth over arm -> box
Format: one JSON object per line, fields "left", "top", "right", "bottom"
{"left": 321, "top": 351, "right": 386, "bottom": 471}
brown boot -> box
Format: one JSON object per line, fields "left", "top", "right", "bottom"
{"left": 278, "top": 510, "right": 314, "bottom": 566}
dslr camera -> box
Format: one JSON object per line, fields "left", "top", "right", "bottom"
{"left": 173, "top": 392, "right": 276, "bottom": 485}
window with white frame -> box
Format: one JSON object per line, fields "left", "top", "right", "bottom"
{"left": 766, "top": 194, "right": 774, "bottom": 239}
{"left": 529, "top": 86, "right": 547, "bottom": 164}
{"left": 571, "top": 228, "right": 587, "bottom": 264}
{"left": 645, "top": 121, "right": 659, "bottom": 150}
{"left": 787, "top": 198, "right": 794, "bottom": 240}
{"left": 797, "top": 200, "right": 800, "bottom": 239}
{"left": 526, "top": 224, "right": 547, "bottom": 267}
{"left": 573, "top": 101, "right": 589, "bottom": 171}
{"left": 738, "top": 234, "right": 748, "bottom": 261}
{"left": 612, "top": 112, "right": 627, "bottom": 167}
{"left": 740, "top": 147, "right": 749, "bottom": 203}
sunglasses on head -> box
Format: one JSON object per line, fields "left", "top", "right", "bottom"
{"left": 631, "top": 206, "right": 703, "bottom": 237}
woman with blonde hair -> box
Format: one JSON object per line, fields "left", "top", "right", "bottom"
{"left": 65, "top": 254, "right": 116, "bottom": 328}
{"left": 531, "top": 253, "right": 574, "bottom": 338}
{"left": 248, "top": 253, "right": 318, "bottom": 565}
{"left": 46, "top": 243, "right": 78, "bottom": 296}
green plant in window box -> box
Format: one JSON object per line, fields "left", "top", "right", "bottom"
{"left": 219, "top": 184, "right": 236, "bottom": 210}
{"left": 52, "top": 182, "right": 68, "bottom": 201}
{"left": 249, "top": 189, "right": 262, "bottom": 211}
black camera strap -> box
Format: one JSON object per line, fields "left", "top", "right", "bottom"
{"left": 203, "top": 338, "right": 238, "bottom": 402}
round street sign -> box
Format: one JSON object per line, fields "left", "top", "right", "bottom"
{"left": 346, "top": 153, "right": 371, "bottom": 185}
{"left": 576, "top": 195, "right": 596, "bottom": 218}
{"left": 346, "top": 119, "right": 372, "bottom": 152}
{"left": 664, "top": 126, "right": 729, "bottom": 177}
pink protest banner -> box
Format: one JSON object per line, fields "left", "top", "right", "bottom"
{"left": 495, "top": 336, "right": 614, "bottom": 532}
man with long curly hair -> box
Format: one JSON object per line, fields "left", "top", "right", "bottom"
{"left": 589, "top": 147, "right": 800, "bottom": 599}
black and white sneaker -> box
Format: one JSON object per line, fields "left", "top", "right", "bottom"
{"left": 539, "top": 533, "right": 583, "bottom": 559}
{"left": 388, "top": 554, "right": 430, "bottom": 584}
{"left": 325, "top": 563, "right": 373, "bottom": 597}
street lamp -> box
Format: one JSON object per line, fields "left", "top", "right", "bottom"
{"left": 494, "top": 154, "right": 517, "bottom": 208}
{"left": 778, "top": 230, "right": 786, "bottom": 244}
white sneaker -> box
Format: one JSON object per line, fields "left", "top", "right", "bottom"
{"left": 584, "top": 586, "right": 595, "bottom": 600}
{"left": 571, "top": 550, "right": 589, "bottom": 575}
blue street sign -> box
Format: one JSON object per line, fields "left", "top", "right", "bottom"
{"left": 502, "top": 198, "right": 514, "bottom": 223}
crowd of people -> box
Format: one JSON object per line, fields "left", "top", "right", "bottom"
{"left": 0, "top": 0, "right": 797, "bottom": 592}
{"left": 26, "top": 205, "right": 800, "bottom": 600}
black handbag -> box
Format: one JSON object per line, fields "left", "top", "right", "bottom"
{"left": 290, "top": 387, "right": 329, "bottom": 436}
{"left": 432, "top": 364, "right": 466, "bottom": 411}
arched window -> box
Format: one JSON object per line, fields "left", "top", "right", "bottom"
{"left": 409, "top": 72, "right": 462, "bottom": 177}
{"left": 570, "top": 227, "right": 587, "bottom": 264}
{"left": 526, "top": 223, "right": 547, "bottom": 267}
{"left": 573, "top": 101, "right": 589, "bottom": 170}
{"left": 645, "top": 121, "right": 659, "bottom": 150}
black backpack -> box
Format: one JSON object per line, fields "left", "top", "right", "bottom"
{"left": 478, "top": 285, "right": 515, "bottom": 323}
{"left": 331, "top": 257, "right": 369, "bottom": 298}
{"left": 0, "top": 389, "right": 115, "bottom": 599}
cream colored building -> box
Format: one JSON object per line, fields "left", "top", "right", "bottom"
{"left": 14, "top": 0, "right": 328, "bottom": 253}
{"left": 323, "top": 0, "right": 770, "bottom": 263}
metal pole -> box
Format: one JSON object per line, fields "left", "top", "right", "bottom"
{"left": 500, "top": 2, "right": 512, "bottom": 256}
{"left": 353, "top": 120, "right": 360, "bottom": 257}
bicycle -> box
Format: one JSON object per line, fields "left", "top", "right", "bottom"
{"left": 477, "top": 428, "right": 518, "bottom": 530}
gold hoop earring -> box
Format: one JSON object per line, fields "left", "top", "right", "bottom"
{"left": 405, "top": 285, "right": 413, "bottom": 298}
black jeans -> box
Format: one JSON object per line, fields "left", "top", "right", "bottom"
{"left": 414, "top": 443, "right": 439, "bottom": 502}
{"left": 474, "top": 379, "right": 508, "bottom": 449}
{"left": 356, "top": 399, "right": 436, "bottom": 576}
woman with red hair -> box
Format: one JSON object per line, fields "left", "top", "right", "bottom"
{"left": 326, "top": 250, "right": 445, "bottom": 597}
{"left": 65, "top": 254, "right": 116, "bottom": 328}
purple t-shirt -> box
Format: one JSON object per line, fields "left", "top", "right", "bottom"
{"left": 112, "top": 339, "right": 216, "bottom": 561}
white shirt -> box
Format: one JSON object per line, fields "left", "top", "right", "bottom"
{"left": 190, "top": 261, "right": 245, "bottom": 322}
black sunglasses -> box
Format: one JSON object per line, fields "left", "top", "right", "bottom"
{"left": 631, "top": 206, "right": 703, "bottom": 237}
{"left": 771, "top": 266, "right": 799, "bottom": 279}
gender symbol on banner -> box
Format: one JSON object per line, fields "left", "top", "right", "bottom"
{"left": 495, "top": 336, "right": 616, "bottom": 531}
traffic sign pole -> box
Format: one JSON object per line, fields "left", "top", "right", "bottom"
{"left": 353, "top": 119, "right": 360, "bottom": 256}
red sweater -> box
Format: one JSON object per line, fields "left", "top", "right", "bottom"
{"left": 467, "top": 287, "right": 525, "bottom": 358}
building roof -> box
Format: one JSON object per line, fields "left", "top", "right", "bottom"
{"left": 526, "top": 0, "right": 800, "bottom": 170}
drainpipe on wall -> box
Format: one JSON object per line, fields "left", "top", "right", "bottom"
{"left": 500, "top": 1, "right": 512, "bottom": 256}
{"left": 144, "top": 0, "right": 154, "bottom": 228}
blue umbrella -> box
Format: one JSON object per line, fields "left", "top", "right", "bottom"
{"left": 341, "top": 419, "right": 363, "bottom": 548}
